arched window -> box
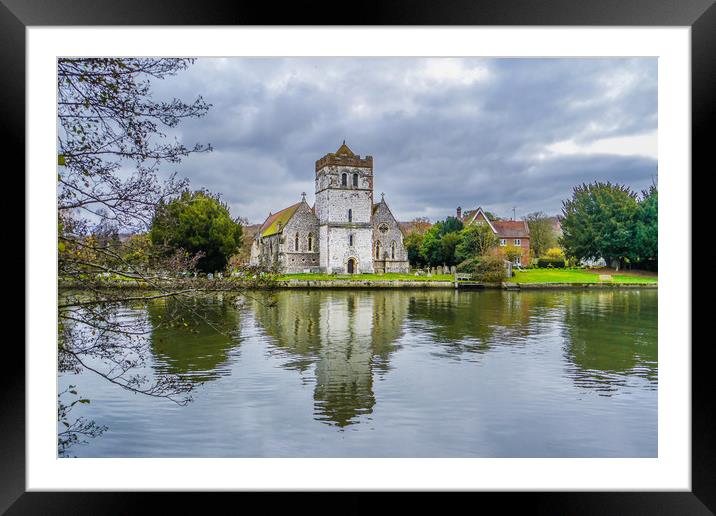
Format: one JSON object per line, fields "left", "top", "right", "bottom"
{"left": 352, "top": 173, "right": 358, "bottom": 187}
{"left": 294, "top": 233, "right": 299, "bottom": 251}
{"left": 375, "top": 241, "right": 381, "bottom": 259}
{"left": 391, "top": 241, "right": 396, "bottom": 259}
{"left": 348, "top": 209, "right": 352, "bottom": 222}
{"left": 307, "top": 233, "right": 313, "bottom": 251}
{"left": 341, "top": 173, "right": 347, "bottom": 187}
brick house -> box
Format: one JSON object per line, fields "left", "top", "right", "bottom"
{"left": 458, "top": 206, "right": 531, "bottom": 266}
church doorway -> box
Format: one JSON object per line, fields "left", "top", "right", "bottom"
{"left": 347, "top": 258, "right": 356, "bottom": 274}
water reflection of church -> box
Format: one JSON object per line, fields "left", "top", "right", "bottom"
{"left": 251, "top": 291, "right": 408, "bottom": 427}
{"left": 147, "top": 290, "right": 657, "bottom": 429}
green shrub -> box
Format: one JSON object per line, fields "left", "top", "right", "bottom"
{"left": 456, "top": 255, "right": 506, "bottom": 282}
{"left": 456, "top": 256, "right": 480, "bottom": 273}
{"left": 537, "top": 257, "right": 566, "bottom": 268}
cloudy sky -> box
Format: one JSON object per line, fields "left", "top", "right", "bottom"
{"left": 151, "top": 57, "right": 657, "bottom": 224}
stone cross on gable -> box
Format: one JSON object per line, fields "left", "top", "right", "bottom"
{"left": 301, "top": 192, "right": 306, "bottom": 202}
{"left": 381, "top": 192, "right": 385, "bottom": 201}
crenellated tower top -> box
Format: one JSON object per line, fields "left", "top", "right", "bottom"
{"left": 315, "top": 141, "right": 373, "bottom": 172}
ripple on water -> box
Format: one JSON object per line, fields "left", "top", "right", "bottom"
{"left": 59, "top": 289, "right": 657, "bottom": 457}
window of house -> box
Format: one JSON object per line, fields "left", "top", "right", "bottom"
{"left": 341, "top": 173, "right": 347, "bottom": 186}
{"left": 348, "top": 209, "right": 352, "bottom": 222}
{"left": 375, "top": 241, "right": 381, "bottom": 259}
{"left": 514, "top": 239, "right": 521, "bottom": 246}
{"left": 349, "top": 234, "right": 353, "bottom": 247}
{"left": 307, "top": 234, "right": 313, "bottom": 251}
{"left": 514, "top": 255, "right": 522, "bottom": 265}
{"left": 295, "top": 233, "right": 299, "bottom": 251}
{"left": 500, "top": 239, "right": 506, "bottom": 246}
{"left": 352, "top": 173, "right": 358, "bottom": 187}
{"left": 391, "top": 241, "right": 396, "bottom": 259}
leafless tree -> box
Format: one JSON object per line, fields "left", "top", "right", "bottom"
{"left": 56, "top": 58, "right": 272, "bottom": 455}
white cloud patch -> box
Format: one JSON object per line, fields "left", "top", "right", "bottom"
{"left": 545, "top": 131, "right": 657, "bottom": 160}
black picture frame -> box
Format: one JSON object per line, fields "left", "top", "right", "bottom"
{"left": 6, "top": 0, "right": 710, "bottom": 512}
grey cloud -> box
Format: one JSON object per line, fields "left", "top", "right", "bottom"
{"left": 149, "top": 57, "right": 657, "bottom": 223}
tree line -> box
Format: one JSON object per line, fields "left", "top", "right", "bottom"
{"left": 402, "top": 180, "right": 657, "bottom": 272}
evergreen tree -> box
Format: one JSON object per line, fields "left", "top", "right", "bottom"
{"left": 150, "top": 190, "right": 244, "bottom": 273}
{"left": 560, "top": 182, "right": 639, "bottom": 270}
{"left": 633, "top": 185, "right": 658, "bottom": 269}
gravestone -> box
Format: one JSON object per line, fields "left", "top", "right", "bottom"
{"left": 437, "top": 266, "right": 443, "bottom": 275}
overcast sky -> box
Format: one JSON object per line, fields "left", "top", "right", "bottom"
{"left": 151, "top": 57, "right": 657, "bottom": 224}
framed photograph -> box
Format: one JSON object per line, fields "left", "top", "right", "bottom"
{"left": 9, "top": 0, "right": 710, "bottom": 512}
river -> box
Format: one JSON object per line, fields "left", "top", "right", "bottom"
{"left": 58, "top": 288, "right": 657, "bottom": 457}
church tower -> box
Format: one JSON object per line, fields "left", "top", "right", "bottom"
{"left": 315, "top": 142, "right": 375, "bottom": 273}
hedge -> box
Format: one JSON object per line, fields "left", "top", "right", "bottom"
{"left": 536, "top": 257, "right": 566, "bottom": 268}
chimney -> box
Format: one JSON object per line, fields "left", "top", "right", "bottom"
{"left": 456, "top": 206, "right": 462, "bottom": 220}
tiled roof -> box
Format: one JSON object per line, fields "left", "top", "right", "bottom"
{"left": 492, "top": 220, "right": 530, "bottom": 238}
{"left": 259, "top": 202, "right": 301, "bottom": 237}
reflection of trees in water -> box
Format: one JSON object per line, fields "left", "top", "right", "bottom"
{"left": 561, "top": 290, "right": 657, "bottom": 395}
{"left": 251, "top": 290, "right": 408, "bottom": 427}
{"left": 406, "top": 290, "right": 560, "bottom": 359}
{"left": 250, "top": 288, "right": 657, "bottom": 424}
{"left": 146, "top": 294, "right": 240, "bottom": 384}
{"left": 250, "top": 291, "right": 324, "bottom": 373}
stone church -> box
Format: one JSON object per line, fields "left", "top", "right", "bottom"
{"left": 250, "top": 143, "right": 409, "bottom": 274}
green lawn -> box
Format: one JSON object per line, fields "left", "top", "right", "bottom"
{"left": 512, "top": 268, "right": 657, "bottom": 284}
{"left": 277, "top": 273, "right": 454, "bottom": 282}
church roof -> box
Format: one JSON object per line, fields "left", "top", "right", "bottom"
{"left": 259, "top": 202, "right": 301, "bottom": 237}
{"left": 335, "top": 141, "right": 355, "bottom": 156}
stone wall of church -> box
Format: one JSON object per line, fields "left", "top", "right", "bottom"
{"left": 255, "top": 233, "right": 281, "bottom": 268}
{"left": 324, "top": 225, "right": 374, "bottom": 274}
{"left": 280, "top": 202, "right": 320, "bottom": 273}
{"left": 315, "top": 184, "right": 373, "bottom": 226}
{"left": 315, "top": 162, "right": 375, "bottom": 274}
{"left": 372, "top": 201, "right": 409, "bottom": 273}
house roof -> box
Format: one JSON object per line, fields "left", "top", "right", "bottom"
{"left": 492, "top": 220, "right": 530, "bottom": 238}
{"left": 462, "top": 205, "right": 530, "bottom": 238}
{"left": 464, "top": 206, "right": 498, "bottom": 234}
{"left": 461, "top": 209, "right": 477, "bottom": 222}
{"left": 259, "top": 202, "right": 301, "bottom": 237}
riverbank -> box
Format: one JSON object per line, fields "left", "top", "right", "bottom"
{"left": 512, "top": 268, "right": 657, "bottom": 285}
{"left": 59, "top": 270, "right": 657, "bottom": 291}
